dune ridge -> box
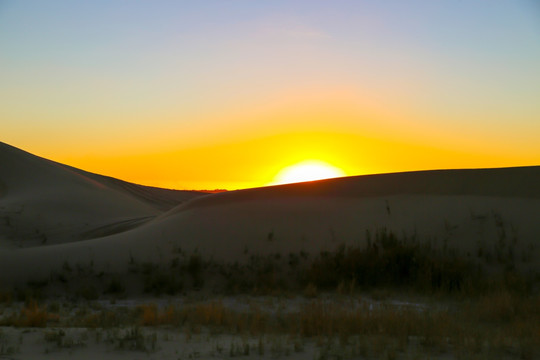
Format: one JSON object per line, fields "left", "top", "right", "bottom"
{"left": 174, "top": 166, "right": 540, "bottom": 213}
{"left": 0, "top": 141, "right": 204, "bottom": 247}
{"left": 0, "top": 142, "right": 539, "bottom": 286}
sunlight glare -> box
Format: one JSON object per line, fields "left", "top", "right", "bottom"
{"left": 272, "top": 160, "right": 346, "bottom": 185}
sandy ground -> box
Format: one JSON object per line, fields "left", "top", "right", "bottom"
{"left": 0, "top": 142, "right": 203, "bottom": 248}
{"left": 0, "top": 294, "right": 468, "bottom": 360}
{"left": 0, "top": 292, "right": 535, "bottom": 360}
{"left": 0, "top": 326, "right": 451, "bottom": 360}
{"left": 0, "top": 142, "right": 539, "bottom": 359}
{"left": 0, "top": 326, "right": 379, "bottom": 360}
{"left": 0, "top": 141, "right": 538, "bottom": 284}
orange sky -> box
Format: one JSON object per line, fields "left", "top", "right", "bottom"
{"left": 1, "top": 1, "right": 539, "bottom": 189}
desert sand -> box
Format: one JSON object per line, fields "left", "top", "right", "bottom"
{"left": 0, "top": 141, "right": 538, "bottom": 284}
{"left": 0, "top": 141, "right": 539, "bottom": 359}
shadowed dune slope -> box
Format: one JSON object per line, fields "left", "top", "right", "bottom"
{"left": 0, "top": 142, "right": 204, "bottom": 246}
{"left": 125, "top": 166, "right": 540, "bottom": 263}
{"left": 175, "top": 166, "right": 540, "bottom": 212}
{"left": 0, "top": 142, "right": 538, "bottom": 285}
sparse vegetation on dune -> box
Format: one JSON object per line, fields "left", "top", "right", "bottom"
{"left": 1, "top": 227, "right": 537, "bottom": 301}
{"left": 307, "top": 229, "right": 483, "bottom": 294}
{"left": 0, "top": 228, "right": 538, "bottom": 358}
{"left": 0, "top": 299, "right": 57, "bottom": 328}
{"left": 1, "top": 292, "right": 538, "bottom": 358}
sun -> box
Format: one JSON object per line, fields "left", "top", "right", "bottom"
{"left": 272, "top": 160, "right": 346, "bottom": 185}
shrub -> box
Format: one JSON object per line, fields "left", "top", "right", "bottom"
{"left": 139, "top": 304, "right": 158, "bottom": 326}
{"left": 76, "top": 284, "right": 99, "bottom": 300}
{"left": 105, "top": 278, "right": 126, "bottom": 295}
{"left": 303, "top": 283, "right": 318, "bottom": 298}
{"left": 0, "top": 290, "right": 12, "bottom": 304}
{"left": 143, "top": 270, "right": 182, "bottom": 296}
{"left": 306, "top": 229, "right": 485, "bottom": 295}
{"left": 115, "top": 327, "right": 151, "bottom": 352}
{"left": 187, "top": 254, "right": 203, "bottom": 288}
{"left": 12, "top": 300, "right": 56, "bottom": 327}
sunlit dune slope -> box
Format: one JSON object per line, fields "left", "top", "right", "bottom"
{"left": 0, "top": 142, "right": 204, "bottom": 246}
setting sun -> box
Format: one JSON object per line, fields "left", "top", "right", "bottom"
{"left": 272, "top": 160, "right": 346, "bottom": 185}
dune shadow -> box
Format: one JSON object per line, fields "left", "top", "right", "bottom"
{"left": 80, "top": 216, "right": 155, "bottom": 240}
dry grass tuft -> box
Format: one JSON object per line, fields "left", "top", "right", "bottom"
{"left": 138, "top": 303, "right": 158, "bottom": 326}
{"left": 19, "top": 300, "right": 52, "bottom": 327}
{"left": 0, "top": 290, "right": 13, "bottom": 305}
{"left": 0, "top": 299, "right": 58, "bottom": 327}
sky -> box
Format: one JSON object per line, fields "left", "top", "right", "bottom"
{"left": 1, "top": 0, "right": 539, "bottom": 190}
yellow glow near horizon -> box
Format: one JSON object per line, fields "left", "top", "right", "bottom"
{"left": 2, "top": 2, "right": 540, "bottom": 191}
{"left": 48, "top": 126, "right": 540, "bottom": 191}
{"left": 272, "top": 160, "right": 346, "bottom": 185}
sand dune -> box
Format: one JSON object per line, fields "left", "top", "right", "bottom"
{"left": 0, "top": 142, "right": 203, "bottom": 247}
{"left": 0, "top": 142, "right": 539, "bottom": 285}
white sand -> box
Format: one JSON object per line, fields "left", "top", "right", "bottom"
{"left": 0, "top": 142, "right": 203, "bottom": 248}
{"left": 0, "top": 141, "right": 539, "bottom": 285}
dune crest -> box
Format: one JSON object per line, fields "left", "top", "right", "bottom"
{"left": 0, "top": 142, "right": 539, "bottom": 285}
{"left": 0, "top": 142, "right": 204, "bottom": 247}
